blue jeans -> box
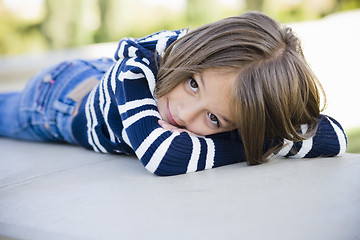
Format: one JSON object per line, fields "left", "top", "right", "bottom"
{"left": 0, "top": 58, "right": 114, "bottom": 143}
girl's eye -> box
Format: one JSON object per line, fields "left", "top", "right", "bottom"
{"left": 189, "top": 78, "right": 198, "bottom": 92}
{"left": 208, "top": 113, "right": 220, "bottom": 127}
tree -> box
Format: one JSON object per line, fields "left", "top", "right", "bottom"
{"left": 41, "top": 0, "right": 98, "bottom": 49}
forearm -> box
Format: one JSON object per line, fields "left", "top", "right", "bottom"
{"left": 276, "top": 115, "right": 347, "bottom": 158}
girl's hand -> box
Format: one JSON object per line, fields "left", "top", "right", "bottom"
{"left": 158, "top": 120, "right": 201, "bottom": 137}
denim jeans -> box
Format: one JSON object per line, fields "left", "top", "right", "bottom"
{"left": 0, "top": 58, "right": 114, "bottom": 143}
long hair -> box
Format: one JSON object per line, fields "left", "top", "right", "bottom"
{"left": 155, "top": 12, "right": 325, "bottom": 165}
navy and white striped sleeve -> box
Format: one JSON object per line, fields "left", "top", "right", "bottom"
{"left": 275, "top": 115, "right": 347, "bottom": 158}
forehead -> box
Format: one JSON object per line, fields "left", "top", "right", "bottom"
{"left": 199, "top": 68, "right": 237, "bottom": 121}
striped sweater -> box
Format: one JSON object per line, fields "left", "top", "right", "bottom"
{"left": 71, "top": 30, "right": 347, "bottom": 176}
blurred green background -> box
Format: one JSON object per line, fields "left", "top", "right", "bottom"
{"left": 0, "top": 0, "right": 359, "bottom": 153}
{"left": 1, "top": 0, "right": 360, "bottom": 56}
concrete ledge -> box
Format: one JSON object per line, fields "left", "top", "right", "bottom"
{"left": 1, "top": 138, "right": 359, "bottom": 240}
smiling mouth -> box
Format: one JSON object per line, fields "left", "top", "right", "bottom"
{"left": 166, "top": 100, "right": 180, "bottom": 127}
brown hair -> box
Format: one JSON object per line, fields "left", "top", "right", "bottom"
{"left": 155, "top": 12, "right": 325, "bottom": 165}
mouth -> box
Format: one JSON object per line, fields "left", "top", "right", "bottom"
{"left": 166, "top": 100, "right": 180, "bottom": 127}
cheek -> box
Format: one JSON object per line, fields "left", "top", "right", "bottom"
{"left": 172, "top": 82, "right": 186, "bottom": 95}
{"left": 156, "top": 97, "right": 166, "bottom": 119}
{"left": 166, "top": 82, "right": 187, "bottom": 102}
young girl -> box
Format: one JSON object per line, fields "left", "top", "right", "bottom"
{"left": 0, "top": 12, "right": 347, "bottom": 176}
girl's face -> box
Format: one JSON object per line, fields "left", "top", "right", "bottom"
{"left": 157, "top": 68, "right": 237, "bottom": 136}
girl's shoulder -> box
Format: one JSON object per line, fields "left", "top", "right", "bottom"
{"left": 136, "top": 29, "right": 187, "bottom": 44}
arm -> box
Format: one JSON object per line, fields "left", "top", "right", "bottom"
{"left": 159, "top": 113, "right": 348, "bottom": 160}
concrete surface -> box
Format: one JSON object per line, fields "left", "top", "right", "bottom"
{"left": 0, "top": 138, "right": 360, "bottom": 240}
{"left": 1, "top": 10, "right": 360, "bottom": 240}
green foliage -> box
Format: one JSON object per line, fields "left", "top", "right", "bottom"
{"left": 346, "top": 127, "right": 360, "bottom": 153}
{"left": 0, "top": 11, "right": 47, "bottom": 54}
{"left": 41, "top": 0, "right": 98, "bottom": 49}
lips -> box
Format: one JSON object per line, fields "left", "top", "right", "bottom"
{"left": 166, "top": 100, "right": 180, "bottom": 127}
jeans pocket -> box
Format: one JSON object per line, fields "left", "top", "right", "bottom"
{"left": 53, "top": 99, "right": 77, "bottom": 143}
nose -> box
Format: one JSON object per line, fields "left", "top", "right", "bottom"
{"left": 177, "top": 101, "right": 202, "bottom": 126}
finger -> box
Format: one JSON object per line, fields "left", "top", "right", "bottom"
{"left": 158, "top": 120, "right": 177, "bottom": 131}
